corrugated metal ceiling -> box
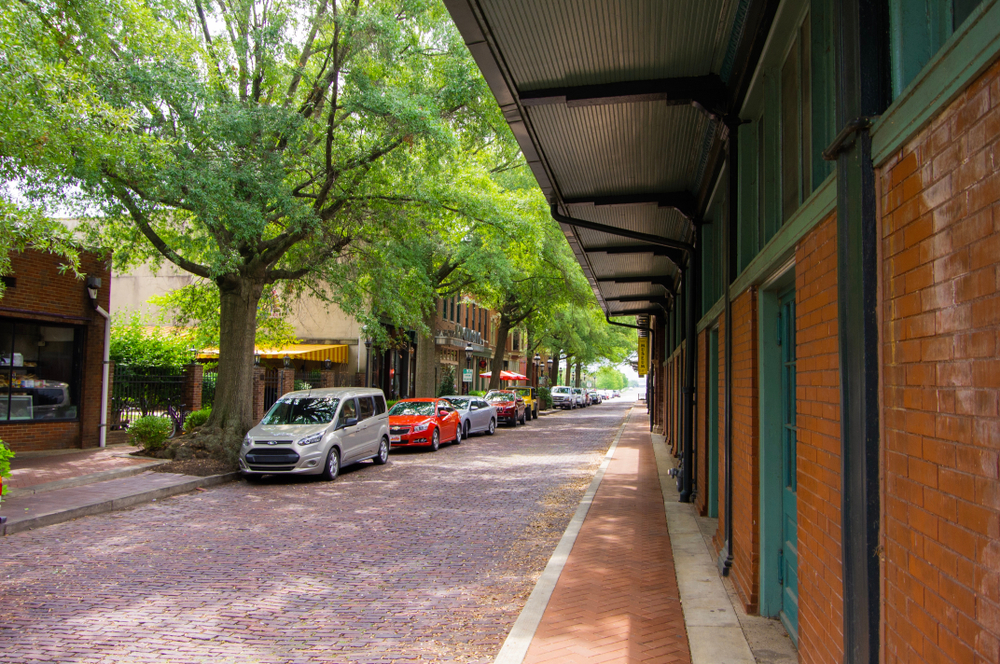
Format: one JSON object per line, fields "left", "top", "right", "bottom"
{"left": 570, "top": 206, "right": 694, "bottom": 247}
{"left": 477, "top": 0, "right": 739, "bottom": 89}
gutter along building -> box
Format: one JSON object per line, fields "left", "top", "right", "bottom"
{"left": 443, "top": 0, "right": 1000, "bottom": 661}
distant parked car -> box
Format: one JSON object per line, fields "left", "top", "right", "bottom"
{"left": 589, "top": 390, "right": 602, "bottom": 405}
{"left": 240, "top": 387, "right": 389, "bottom": 482}
{"left": 572, "top": 388, "right": 586, "bottom": 408}
{"left": 388, "top": 398, "right": 462, "bottom": 451}
{"left": 512, "top": 386, "right": 539, "bottom": 419}
{"left": 550, "top": 385, "right": 575, "bottom": 410}
{"left": 485, "top": 389, "right": 526, "bottom": 426}
{"left": 442, "top": 396, "right": 497, "bottom": 437}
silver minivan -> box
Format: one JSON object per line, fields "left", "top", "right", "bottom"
{"left": 239, "top": 387, "right": 390, "bottom": 481}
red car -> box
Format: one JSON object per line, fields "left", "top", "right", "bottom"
{"left": 387, "top": 398, "right": 462, "bottom": 451}
{"left": 485, "top": 390, "right": 526, "bottom": 426}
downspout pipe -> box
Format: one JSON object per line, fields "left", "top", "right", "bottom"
{"left": 87, "top": 278, "right": 110, "bottom": 449}
{"left": 556, "top": 205, "right": 699, "bottom": 503}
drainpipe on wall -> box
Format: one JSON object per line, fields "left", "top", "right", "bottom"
{"left": 87, "top": 277, "right": 110, "bottom": 449}
{"left": 679, "top": 227, "right": 699, "bottom": 503}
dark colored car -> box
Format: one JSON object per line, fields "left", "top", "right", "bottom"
{"left": 485, "top": 390, "right": 526, "bottom": 426}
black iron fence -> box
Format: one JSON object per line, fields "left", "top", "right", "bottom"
{"left": 201, "top": 366, "right": 218, "bottom": 409}
{"left": 263, "top": 368, "right": 281, "bottom": 413}
{"left": 111, "top": 365, "right": 185, "bottom": 430}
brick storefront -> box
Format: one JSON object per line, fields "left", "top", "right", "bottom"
{"left": 879, "top": 57, "right": 1000, "bottom": 664}
{"left": 795, "top": 213, "right": 845, "bottom": 663}
{"left": 0, "top": 248, "right": 111, "bottom": 452}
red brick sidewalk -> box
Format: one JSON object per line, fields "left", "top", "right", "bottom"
{"left": 7, "top": 444, "right": 148, "bottom": 492}
{"left": 521, "top": 412, "right": 691, "bottom": 664}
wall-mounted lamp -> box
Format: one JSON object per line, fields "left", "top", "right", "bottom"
{"left": 86, "top": 276, "right": 101, "bottom": 301}
{"left": 283, "top": 354, "right": 292, "bottom": 368}
{"left": 254, "top": 351, "right": 261, "bottom": 366}
{"left": 323, "top": 358, "right": 333, "bottom": 370}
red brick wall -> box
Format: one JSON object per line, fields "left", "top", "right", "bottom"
{"left": 795, "top": 212, "right": 845, "bottom": 663}
{"left": 879, "top": 57, "right": 1000, "bottom": 664}
{"left": 0, "top": 248, "right": 111, "bottom": 452}
{"left": 696, "top": 328, "right": 710, "bottom": 515}
{"left": 730, "top": 288, "right": 760, "bottom": 612}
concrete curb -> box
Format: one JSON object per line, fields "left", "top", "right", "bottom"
{"left": 492, "top": 407, "right": 633, "bottom": 664}
{"left": 1, "top": 472, "right": 240, "bottom": 537}
{"left": 7, "top": 460, "right": 172, "bottom": 498}
{"left": 651, "top": 436, "right": 756, "bottom": 664}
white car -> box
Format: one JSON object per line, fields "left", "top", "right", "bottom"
{"left": 442, "top": 396, "right": 498, "bottom": 437}
{"left": 240, "top": 387, "right": 390, "bottom": 481}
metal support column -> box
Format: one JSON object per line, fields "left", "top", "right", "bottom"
{"left": 680, "top": 226, "right": 699, "bottom": 503}
{"left": 719, "top": 117, "right": 739, "bottom": 576}
{"left": 830, "top": 1, "right": 889, "bottom": 660}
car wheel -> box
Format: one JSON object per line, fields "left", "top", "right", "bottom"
{"left": 454, "top": 423, "right": 462, "bottom": 445}
{"left": 430, "top": 428, "right": 440, "bottom": 451}
{"left": 320, "top": 447, "right": 340, "bottom": 481}
{"left": 459, "top": 421, "right": 469, "bottom": 443}
{"left": 373, "top": 437, "right": 389, "bottom": 465}
{"left": 487, "top": 418, "right": 496, "bottom": 435}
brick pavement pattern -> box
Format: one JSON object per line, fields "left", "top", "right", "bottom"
{"left": 521, "top": 411, "right": 691, "bottom": 664}
{"left": 0, "top": 402, "right": 630, "bottom": 664}
{"left": 7, "top": 445, "right": 148, "bottom": 492}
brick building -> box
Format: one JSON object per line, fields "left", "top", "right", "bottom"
{"left": 445, "top": 0, "right": 1000, "bottom": 661}
{"left": 1, "top": 248, "right": 112, "bottom": 453}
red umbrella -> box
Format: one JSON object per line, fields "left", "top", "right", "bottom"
{"left": 479, "top": 370, "right": 529, "bottom": 381}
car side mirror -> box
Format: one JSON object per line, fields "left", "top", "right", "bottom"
{"left": 341, "top": 417, "right": 358, "bottom": 428}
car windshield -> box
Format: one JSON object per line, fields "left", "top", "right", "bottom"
{"left": 552, "top": 387, "right": 570, "bottom": 394}
{"left": 262, "top": 397, "right": 340, "bottom": 425}
{"left": 486, "top": 392, "right": 514, "bottom": 402}
{"left": 388, "top": 401, "right": 436, "bottom": 416}
{"left": 444, "top": 398, "right": 469, "bottom": 409}
{"left": 513, "top": 388, "right": 530, "bottom": 396}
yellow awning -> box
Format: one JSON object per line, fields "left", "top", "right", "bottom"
{"left": 198, "top": 344, "right": 349, "bottom": 364}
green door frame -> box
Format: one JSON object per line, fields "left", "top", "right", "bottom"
{"left": 758, "top": 264, "right": 797, "bottom": 643}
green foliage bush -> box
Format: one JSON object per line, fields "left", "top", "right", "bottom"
{"left": 294, "top": 380, "right": 312, "bottom": 391}
{"left": 111, "top": 312, "right": 196, "bottom": 369}
{"left": 129, "top": 416, "right": 173, "bottom": 452}
{"left": 0, "top": 439, "right": 13, "bottom": 499}
{"left": 538, "top": 386, "right": 553, "bottom": 410}
{"left": 184, "top": 407, "right": 211, "bottom": 432}
{"left": 436, "top": 368, "right": 456, "bottom": 397}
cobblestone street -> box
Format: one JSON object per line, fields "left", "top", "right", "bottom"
{"left": 0, "top": 402, "right": 631, "bottom": 664}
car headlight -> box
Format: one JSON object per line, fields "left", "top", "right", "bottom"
{"left": 413, "top": 422, "right": 430, "bottom": 432}
{"left": 242, "top": 434, "right": 253, "bottom": 448}
{"left": 297, "top": 432, "right": 324, "bottom": 446}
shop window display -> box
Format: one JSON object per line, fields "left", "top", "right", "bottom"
{"left": 0, "top": 319, "right": 82, "bottom": 422}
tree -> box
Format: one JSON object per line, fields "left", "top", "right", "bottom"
{"left": 594, "top": 366, "right": 628, "bottom": 390}
{"left": 7, "top": 0, "right": 499, "bottom": 445}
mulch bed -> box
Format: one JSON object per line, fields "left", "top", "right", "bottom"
{"left": 129, "top": 450, "right": 234, "bottom": 477}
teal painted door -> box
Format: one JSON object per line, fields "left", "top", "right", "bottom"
{"left": 778, "top": 289, "right": 799, "bottom": 640}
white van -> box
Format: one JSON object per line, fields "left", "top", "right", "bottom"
{"left": 239, "top": 387, "right": 389, "bottom": 481}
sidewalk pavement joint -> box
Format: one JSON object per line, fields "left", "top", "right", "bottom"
{"left": 492, "top": 408, "right": 631, "bottom": 664}
{"left": 652, "top": 434, "right": 756, "bottom": 664}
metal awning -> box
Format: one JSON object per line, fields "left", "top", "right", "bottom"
{"left": 444, "top": 0, "right": 778, "bottom": 316}
{"left": 198, "top": 344, "right": 349, "bottom": 364}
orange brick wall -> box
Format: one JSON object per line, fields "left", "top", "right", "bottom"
{"left": 0, "top": 248, "right": 111, "bottom": 452}
{"left": 730, "top": 288, "right": 760, "bottom": 612}
{"left": 795, "top": 212, "right": 845, "bottom": 663}
{"left": 714, "top": 311, "right": 728, "bottom": 555}
{"left": 879, "top": 57, "right": 1000, "bottom": 664}
{"left": 696, "top": 328, "right": 710, "bottom": 516}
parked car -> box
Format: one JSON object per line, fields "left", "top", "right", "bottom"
{"left": 512, "top": 386, "right": 539, "bottom": 419}
{"left": 589, "top": 390, "right": 602, "bottom": 405}
{"left": 387, "top": 398, "right": 462, "bottom": 451}
{"left": 240, "top": 387, "right": 389, "bottom": 481}
{"left": 572, "top": 387, "right": 586, "bottom": 408}
{"left": 550, "top": 385, "right": 575, "bottom": 410}
{"left": 485, "top": 389, "right": 526, "bottom": 426}
{"left": 442, "top": 395, "right": 497, "bottom": 437}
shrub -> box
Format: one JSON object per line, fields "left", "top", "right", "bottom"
{"left": 294, "top": 380, "right": 312, "bottom": 391}
{"left": 184, "top": 407, "right": 211, "bottom": 431}
{"left": 0, "top": 439, "right": 13, "bottom": 501}
{"left": 436, "top": 368, "right": 456, "bottom": 397}
{"left": 129, "top": 416, "right": 173, "bottom": 452}
{"left": 538, "top": 386, "right": 553, "bottom": 409}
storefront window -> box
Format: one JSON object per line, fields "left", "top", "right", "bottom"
{"left": 0, "top": 319, "right": 82, "bottom": 422}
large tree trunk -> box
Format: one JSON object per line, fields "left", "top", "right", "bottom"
{"left": 207, "top": 275, "right": 263, "bottom": 442}
{"left": 414, "top": 309, "right": 438, "bottom": 397}
{"left": 549, "top": 348, "right": 561, "bottom": 386}
{"left": 488, "top": 313, "right": 511, "bottom": 391}
{"left": 574, "top": 361, "right": 582, "bottom": 388}
{"left": 565, "top": 357, "right": 573, "bottom": 386}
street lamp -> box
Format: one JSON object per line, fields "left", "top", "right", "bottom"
{"left": 282, "top": 354, "right": 292, "bottom": 369}
{"left": 533, "top": 353, "right": 541, "bottom": 386}
{"left": 465, "top": 343, "right": 473, "bottom": 394}
{"left": 364, "top": 337, "right": 372, "bottom": 388}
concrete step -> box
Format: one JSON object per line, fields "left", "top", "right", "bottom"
{"left": 6, "top": 460, "right": 170, "bottom": 498}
